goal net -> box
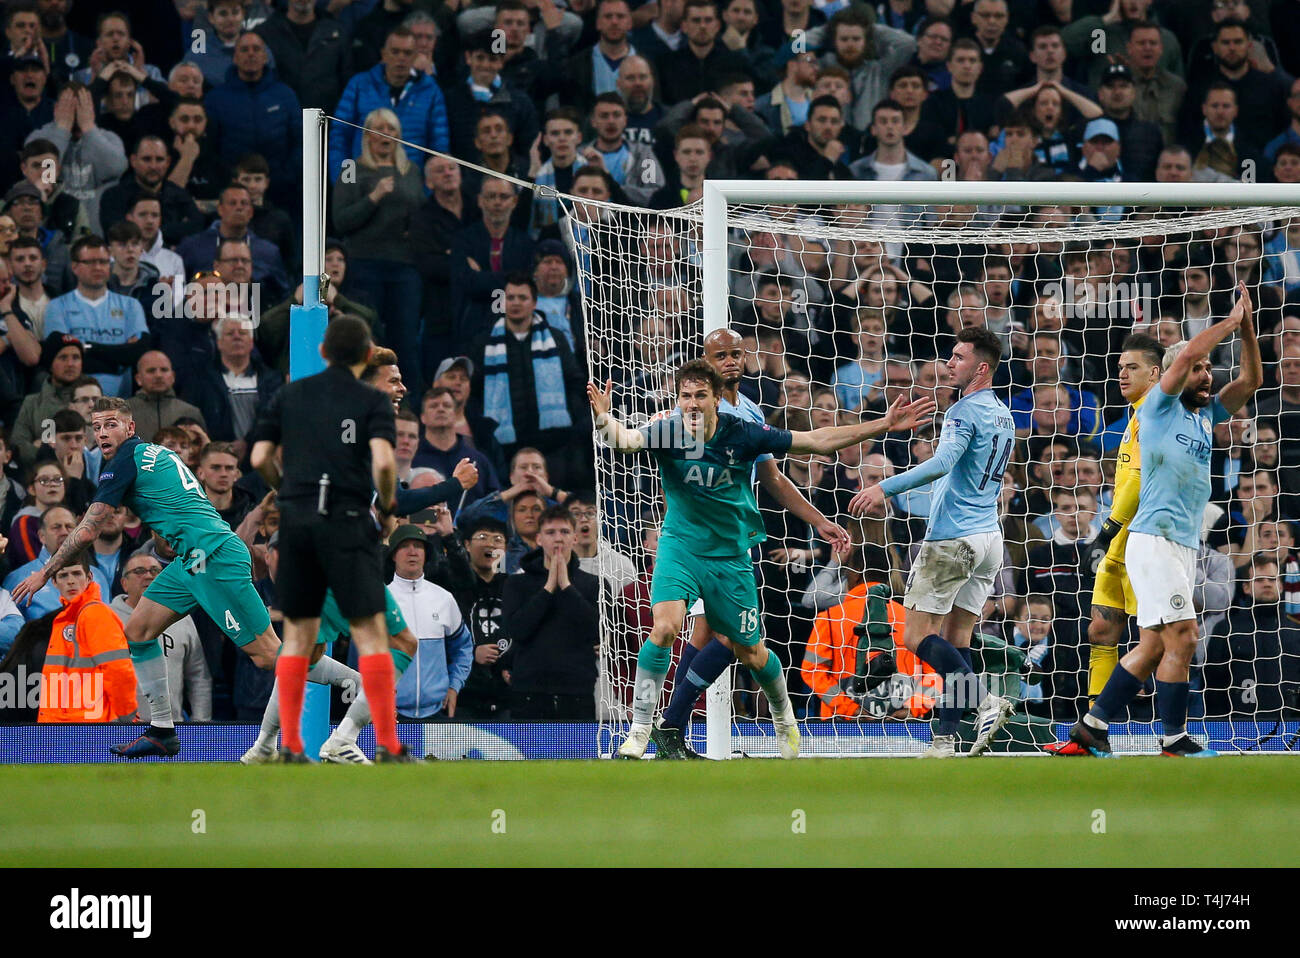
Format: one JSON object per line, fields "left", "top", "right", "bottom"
{"left": 575, "top": 180, "right": 1300, "bottom": 758}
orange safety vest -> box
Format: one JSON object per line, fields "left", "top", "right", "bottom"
{"left": 800, "top": 582, "right": 940, "bottom": 719}
{"left": 38, "top": 581, "right": 138, "bottom": 723}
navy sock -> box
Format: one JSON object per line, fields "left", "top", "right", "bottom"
{"left": 1092, "top": 664, "right": 1143, "bottom": 724}
{"left": 675, "top": 642, "right": 701, "bottom": 688}
{"left": 662, "top": 640, "right": 735, "bottom": 729}
{"left": 916, "top": 634, "right": 973, "bottom": 736}
{"left": 1155, "top": 680, "right": 1190, "bottom": 739}
{"left": 958, "top": 647, "right": 974, "bottom": 673}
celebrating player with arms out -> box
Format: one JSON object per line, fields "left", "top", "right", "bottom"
{"left": 11, "top": 399, "right": 361, "bottom": 758}
{"left": 1045, "top": 334, "right": 1163, "bottom": 756}
{"left": 590, "top": 359, "right": 934, "bottom": 760}
{"left": 848, "top": 327, "right": 1017, "bottom": 758}
{"left": 651, "top": 329, "right": 852, "bottom": 760}
{"left": 1068, "top": 284, "right": 1261, "bottom": 758}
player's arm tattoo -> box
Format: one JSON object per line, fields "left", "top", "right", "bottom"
{"left": 42, "top": 502, "right": 114, "bottom": 577}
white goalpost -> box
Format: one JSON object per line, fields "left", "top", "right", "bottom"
{"left": 581, "top": 177, "right": 1300, "bottom": 759}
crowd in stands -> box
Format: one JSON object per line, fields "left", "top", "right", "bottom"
{"left": 0, "top": 0, "right": 1298, "bottom": 729}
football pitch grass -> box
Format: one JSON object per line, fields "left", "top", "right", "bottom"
{"left": 2, "top": 757, "right": 1297, "bottom": 867}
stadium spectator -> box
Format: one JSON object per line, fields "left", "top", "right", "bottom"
{"left": 452, "top": 515, "right": 512, "bottom": 720}
{"left": 203, "top": 31, "right": 301, "bottom": 210}
{"left": 8, "top": 234, "right": 49, "bottom": 338}
{"left": 430, "top": 355, "right": 506, "bottom": 475}
{"left": 109, "top": 551, "right": 210, "bottom": 723}
{"left": 97, "top": 132, "right": 205, "bottom": 245}
{"left": 4, "top": 505, "right": 110, "bottom": 620}
{"left": 161, "top": 98, "right": 227, "bottom": 210}
{"left": 177, "top": 184, "right": 288, "bottom": 304}
{"left": 255, "top": 0, "right": 352, "bottom": 112}
{"left": 849, "top": 99, "right": 938, "bottom": 182}
{"left": 19, "top": 138, "right": 87, "bottom": 243}
{"left": 471, "top": 272, "right": 585, "bottom": 488}
{"left": 1095, "top": 63, "right": 1163, "bottom": 182}
{"left": 42, "top": 235, "right": 147, "bottom": 397}
{"left": 25, "top": 84, "right": 127, "bottom": 234}
{"left": 570, "top": 493, "right": 637, "bottom": 591}
{"left": 1256, "top": 345, "right": 1300, "bottom": 518}
{"left": 410, "top": 156, "right": 474, "bottom": 372}
{"left": 1189, "top": 83, "right": 1261, "bottom": 180}
{"left": 412, "top": 386, "right": 499, "bottom": 505}
{"left": 442, "top": 31, "right": 538, "bottom": 164}
{"left": 9, "top": 336, "right": 84, "bottom": 468}
{"left": 0, "top": 55, "right": 54, "bottom": 190}
{"left": 654, "top": 0, "right": 751, "bottom": 107}
{"left": 967, "top": 0, "right": 1028, "bottom": 99}
{"left": 181, "top": 317, "right": 282, "bottom": 456}
{"left": 332, "top": 107, "right": 426, "bottom": 396}
{"left": 456, "top": 446, "right": 570, "bottom": 531}
{"left": 1181, "top": 17, "right": 1290, "bottom": 155}
{"left": 582, "top": 93, "right": 665, "bottom": 207}
{"left": 920, "top": 38, "right": 995, "bottom": 151}
{"left": 127, "top": 351, "right": 205, "bottom": 440}
{"left": 37, "top": 555, "right": 135, "bottom": 722}
{"left": 7, "top": 459, "right": 71, "bottom": 564}
{"left": 500, "top": 503, "right": 600, "bottom": 720}
{"left": 449, "top": 178, "right": 534, "bottom": 343}
{"left": 616, "top": 54, "right": 664, "bottom": 146}
{"left": 1204, "top": 553, "right": 1300, "bottom": 720}
{"left": 387, "top": 524, "right": 473, "bottom": 722}
{"left": 816, "top": 7, "right": 916, "bottom": 132}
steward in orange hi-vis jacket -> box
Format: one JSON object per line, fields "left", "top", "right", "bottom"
{"left": 801, "top": 581, "right": 940, "bottom": 719}
{"left": 38, "top": 573, "right": 137, "bottom": 723}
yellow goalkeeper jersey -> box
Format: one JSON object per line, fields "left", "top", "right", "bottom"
{"left": 1106, "top": 392, "right": 1149, "bottom": 564}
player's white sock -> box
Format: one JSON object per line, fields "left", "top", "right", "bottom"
{"left": 255, "top": 657, "right": 363, "bottom": 748}
{"left": 128, "top": 640, "right": 174, "bottom": 729}
{"left": 631, "top": 643, "right": 672, "bottom": 726}
{"left": 1083, "top": 713, "right": 1109, "bottom": 732}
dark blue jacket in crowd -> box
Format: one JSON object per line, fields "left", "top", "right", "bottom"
{"left": 328, "top": 63, "right": 450, "bottom": 181}
{"left": 205, "top": 65, "right": 303, "bottom": 195}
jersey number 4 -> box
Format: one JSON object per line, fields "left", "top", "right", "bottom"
{"left": 165, "top": 450, "right": 206, "bottom": 499}
{"left": 978, "top": 436, "right": 1013, "bottom": 491}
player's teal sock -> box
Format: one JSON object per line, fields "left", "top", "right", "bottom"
{"left": 748, "top": 649, "right": 789, "bottom": 717}
{"left": 632, "top": 643, "right": 673, "bottom": 725}
{"left": 1155, "top": 679, "right": 1189, "bottom": 742}
{"left": 128, "top": 638, "right": 174, "bottom": 729}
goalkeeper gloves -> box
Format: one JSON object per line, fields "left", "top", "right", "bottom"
{"left": 1083, "top": 518, "right": 1125, "bottom": 577}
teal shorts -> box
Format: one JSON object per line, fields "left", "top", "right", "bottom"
{"left": 145, "top": 539, "right": 271, "bottom": 645}
{"left": 317, "top": 587, "right": 408, "bottom": 645}
{"left": 649, "top": 537, "right": 761, "bottom": 646}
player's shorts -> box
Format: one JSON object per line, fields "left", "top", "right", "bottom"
{"left": 650, "top": 537, "right": 760, "bottom": 646}
{"left": 1091, "top": 554, "right": 1137, "bottom": 617}
{"left": 144, "top": 538, "right": 271, "bottom": 644}
{"left": 904, "top": 531, "right": 1003, "bottom": 616}
{"left": 277, "top": 514, "right": 386, "bottom": 621}
{"left": 317, "top": 587, "right": 408, "bottom": 645}
{"left": 1125, "top": 531, "right": 1197, "bottom": 629}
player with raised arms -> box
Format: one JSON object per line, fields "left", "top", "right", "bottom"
{"left": 589, "top": 358, "right": 934, "bottom": 760}
{"left": 10, "top": 398, "right": 363, "bottom": 758}
{"left": 1067, "top": 284, "right": 1261, "bottom": 758}
{"left": 848, "top": 327, "right": 1017, "bottom": 758}
{"left": 650, "top": 328, "right": 852, "bottom": 759}
{"left": 1044, "top": 333, "right": 1164, "bottom": 755}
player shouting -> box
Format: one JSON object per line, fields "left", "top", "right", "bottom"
{"left": 590, "top": 359, "right": 934, "bottom": 760}
{"left": 848, "top": 327, "right": 1017, "bottom": 758}
{"left": 651, "top": 328, "right": 851, "bottom": 760}
{"left": 1067, "top": 284, "right": 1261, "bottom": 758}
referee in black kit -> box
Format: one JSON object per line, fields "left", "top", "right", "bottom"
{"left": 250, "top": 315, "right": 411, "bottom": 762}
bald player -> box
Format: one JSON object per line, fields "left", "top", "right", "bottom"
{"left": 650, "top": 328, "right": 852, "bottom": 759}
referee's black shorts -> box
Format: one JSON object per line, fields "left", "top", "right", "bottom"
{"left": 277, "top": 511, "right": 387, "bottom": 621}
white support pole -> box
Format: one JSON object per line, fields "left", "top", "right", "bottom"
{"left": 701, "top": 182, "right": 733, "bottom": 760}
{"left": 301, "top": 107, "right": 325, "bottom": 308}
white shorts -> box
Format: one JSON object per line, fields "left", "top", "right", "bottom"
{"left": 1125, "top": 531, "right": 1197, "bottom": 629}
{"left": 904, "top": 532, "right": 1003, "bottom": 616}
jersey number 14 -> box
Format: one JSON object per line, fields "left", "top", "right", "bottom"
{"left": 978, "top": 436, "right": 1013, "bottom": 491}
